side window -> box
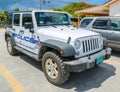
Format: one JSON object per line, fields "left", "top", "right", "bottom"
{"left": 110, "top": 19, "right": 120, "bottom": 31}
{"left": 92, "top": 19, "right": 108, "bottom": 30}
{"left": 22, "top": 14, "right": 33, "bottom": 27}
{"left": 13, "top": 14, "right": 20, "bottom": 26}
{"left": 80, "top": 19, "right": 93, "bottom": 28}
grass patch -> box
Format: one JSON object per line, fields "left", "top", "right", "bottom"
{"left": 0, "top": 27, "right": 5, "bottom": 31}
{"left": 0, "top": 26, "right": 5, "bottom": 29}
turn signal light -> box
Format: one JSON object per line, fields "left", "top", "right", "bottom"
{"left": 60, "top": 50, "right": 64, "bottom": 55}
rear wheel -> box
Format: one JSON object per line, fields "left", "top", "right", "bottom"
{"left": 7, "top": 37, "right": 18, "bottom": 56}
{"left": 42, "top": 51, "right": 70, "bottom": 85}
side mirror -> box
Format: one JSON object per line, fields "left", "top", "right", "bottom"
{"left": 24, "top": 22, "right": 34, "bottom": 33}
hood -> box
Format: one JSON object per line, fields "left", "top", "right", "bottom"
{"left": 37, "top": 25, "right": 99, "bottom": 41}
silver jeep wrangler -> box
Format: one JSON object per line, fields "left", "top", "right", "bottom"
{"left": 79, "top": 16, "right": 120, "bottom": 51}
{"left": 5, "top": 10, "right": 111, "bottom": 85}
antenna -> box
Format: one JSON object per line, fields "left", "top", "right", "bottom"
{"left": 40, "top": 0, "right": 43, "bottom": 10}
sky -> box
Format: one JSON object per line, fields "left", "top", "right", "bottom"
{"left": 0, "top": 0, "right": 109, "bottom": 10}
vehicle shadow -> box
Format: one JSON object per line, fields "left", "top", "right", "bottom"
{"left": 112, "top": 50, "right": 120, "bottom": 58}
{"left": 19, "top": 53, "right": 116, "bottom": 92}
{"left": 60, "top": 63, "right": 116, "bottom": 92}
{"left": 19, "top": 53, "right": 42, "bottom": 71}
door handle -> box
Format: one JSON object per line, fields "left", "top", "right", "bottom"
{"left": 19, "top": 30, "right": 24, "bottom": 34}
{"left": 12, "top": 28, "right": 16, "bottom": 31}
{"left": 20, "top": 30, "right": 24, "bottom": 32}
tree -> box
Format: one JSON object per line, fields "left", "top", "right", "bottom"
{"left": 51, "top": 2, "right": 93, "bottom": 17}
{"left": 14, "top": 8, "right": 20, "bottom": 12}
{"left": 0, "top": 10, "right": 8, "bottom": 22}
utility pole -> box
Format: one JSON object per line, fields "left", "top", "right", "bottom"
{"left": 40, "top": 0, "right": 43, "bottom": 10}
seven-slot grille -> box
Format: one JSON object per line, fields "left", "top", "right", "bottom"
{"left": 81, "top": 36, "right": 100, "bottom": 53}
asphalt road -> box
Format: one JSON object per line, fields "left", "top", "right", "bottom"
{"left": 0, "top": 29, "right": 120, "bottom": 92}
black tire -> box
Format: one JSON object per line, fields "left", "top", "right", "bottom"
{"left": 6, "top": 37, "right": 18, "bottom": 56}
{"left": 105, "top": 54, "right": 111, "bottom": 60}
{"left": 42, "top": 51, "right": 70, "bottom": 85}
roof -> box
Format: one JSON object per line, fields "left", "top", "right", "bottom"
{"left": 75, "top": 5, "right": 109, "bottom": 16}
{"left": 11, "top": 10, "right": 73, "bottom": 17}
{"left": 12, "top": 10, "right": 69, "bottom": 14}
{"left": 104, "top": 0, "right": 119, "bottom": 7}
{"left": 82, "top": 16, "right": 120, "bottom": 19}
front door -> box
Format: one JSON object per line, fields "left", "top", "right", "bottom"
{"left": 20, "top": 13, "right": 38, "bottom": 53}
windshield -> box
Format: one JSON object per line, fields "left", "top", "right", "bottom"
{"left": 35, "top": 12, "right": 71, "bottom": 26}
{"left": 80, "top": 19, "right": 93, "bottom": 28}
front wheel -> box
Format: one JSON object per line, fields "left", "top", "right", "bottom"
{"left": 42, "top": 51, "right": 70, "bottom": 85}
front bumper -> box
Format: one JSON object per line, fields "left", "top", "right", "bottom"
{"left": 63, "top": 47, "right": 111, "bottom": 72}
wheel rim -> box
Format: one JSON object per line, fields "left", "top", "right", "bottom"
{"left": 45, "top": 58, "right": 59, "bottom": 79}
{"left": 7, "top": 40, "right": 12, "bottom": 53}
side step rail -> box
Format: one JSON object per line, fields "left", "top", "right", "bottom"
{"left": 14, "top": 46, "right": 41, "bottom": 61}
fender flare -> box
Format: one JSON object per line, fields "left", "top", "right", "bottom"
{"left": 39, "top": 40, "right": 76, "bottom": 57}
{"left": 5, "top": 31, "right": 16, "bottom": 46}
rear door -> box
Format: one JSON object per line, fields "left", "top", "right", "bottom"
{"left": 91, "top": 19, "right": 113, "bottom": 40}
{"left": 108, "top": 18, "right": 120, "bottom": 48}
{"left": 12, "top": 13, "right": 22, "bottom": 47}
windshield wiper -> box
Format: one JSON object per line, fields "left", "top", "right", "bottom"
{"left": 64, "top": 24, "right": 72, "bottom": 27}
{"left": 51, "top": 25, "right": 57, "bottom": 28}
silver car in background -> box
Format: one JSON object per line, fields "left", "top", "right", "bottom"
{"left": 79, "top": 17, "right": 120, "bottom": 51}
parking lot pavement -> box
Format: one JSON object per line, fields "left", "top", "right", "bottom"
{"left": 0, "top": 73, "right": 13, "bottom": 92}
{"left": 0, "top": 29, "right": 120, "bottom": 92}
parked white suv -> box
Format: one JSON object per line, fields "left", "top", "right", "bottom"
{"left": 5, "top": 10, "right": 111, "bottom": 85}
{"left": 79, "top": 17, "right": 120, "bottom": 50}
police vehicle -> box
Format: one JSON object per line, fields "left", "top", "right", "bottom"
{"left": 5, "top": 10, "right": 111, "bottom": 85}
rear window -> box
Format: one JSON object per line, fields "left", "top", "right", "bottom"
{"left": 13, "top": 14, "right": 20, "bottom": 26}
{"left": 92, "top": 19, "right": 108, "bottom": 30}
{"left": 80, "top": 19, "right": 93, "bottom": 28}
{"left": 110, "top": 19, "right": 120, "bottom": 31}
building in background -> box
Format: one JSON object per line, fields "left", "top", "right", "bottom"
{"left": 104, "top": 0, "right": 120, "bottom": 16}
{"left": 75, "top": 0, "right": 120, "bottom": 26}
{"left": 75, "top": 0, "right": 120, "bottom": 17}
{"left": 75, "top": 5, "right": 109, "bottom": 17}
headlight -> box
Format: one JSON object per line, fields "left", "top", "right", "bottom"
{"left": 74, "top": 40, "right": 81, "bottom": 49}
{"left": 99, "top": 35, "right": 103, "bottom": 43}
{"left": 103, "top": 38, "right": 108, "bottom": 47}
